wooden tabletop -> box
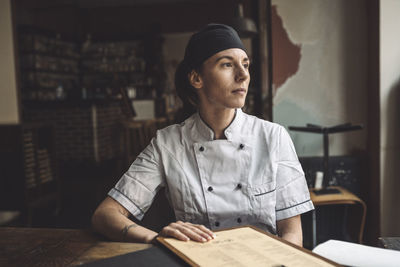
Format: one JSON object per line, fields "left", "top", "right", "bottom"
{"left": 0, "top": 227, "right": 151, "bottom": 266}
{"left": 309, "top": 186, "right": 366, "bottom": 206}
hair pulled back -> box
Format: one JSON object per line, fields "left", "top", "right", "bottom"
{"left": 174, "top": 61, "right": 199, "bottom": 122}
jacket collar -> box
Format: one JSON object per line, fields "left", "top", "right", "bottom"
{"left": 191, "top": 109, "right": 244, "bottom": 141}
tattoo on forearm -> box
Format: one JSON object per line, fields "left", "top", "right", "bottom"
{"left": 122, "top": 224, "right": 138, "bottom": 241}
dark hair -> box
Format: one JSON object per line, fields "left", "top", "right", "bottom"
{"left": 174, "top": 61, "right": 200, "bottom": 122}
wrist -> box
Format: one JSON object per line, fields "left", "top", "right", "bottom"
{"left": 144, "top": 233, "right": 159, "bottom": 244}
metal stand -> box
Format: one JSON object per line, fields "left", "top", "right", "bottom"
{"left": 289, "top": 123, "right": 362, "bottom": 194}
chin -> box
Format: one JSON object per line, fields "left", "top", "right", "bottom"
{"left": 228, "top": 101, "right": 246, "bottom": 109}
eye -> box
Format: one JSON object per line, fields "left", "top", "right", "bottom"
{"left": 243, "top": 62, "right": 250, "bottom": 69}
{"left": 221, "top": 62, "right": 233, "bottom": 67}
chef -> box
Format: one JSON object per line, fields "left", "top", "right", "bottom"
{"left": 92, "top": 24, "right": 314, "bottom": 247}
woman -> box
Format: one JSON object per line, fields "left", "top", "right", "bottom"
{"left": 92, "top": 24, "right": 313, "bottom": 246}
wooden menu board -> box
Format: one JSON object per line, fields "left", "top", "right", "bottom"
{"left": 157, "top": 226, "right": 340, "bottom": 267}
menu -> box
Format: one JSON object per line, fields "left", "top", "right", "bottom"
{"left": 157, "top": 226, "right": 339, "bottom": 267}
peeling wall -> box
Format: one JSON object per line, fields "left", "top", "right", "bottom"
{"left": 271, "top": 0, "right": 368, "bottom": 157}
{"left": 271, "top": 5, "right": 301, "bottom": 93}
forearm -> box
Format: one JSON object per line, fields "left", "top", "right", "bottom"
{"left": 91, "top": 198, "right": 158, "bottom": 243}
{"left": 276, "top": 215, "right": 303, "bottom": 247}
{"left": 92, "top": 198, "right": 215, "bottom": 244}
{"left": 281, "top": 231, "right": 302, "bottom": 247}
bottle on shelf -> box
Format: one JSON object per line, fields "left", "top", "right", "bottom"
{"left": 55, "top": 84, "right": 64, "bottom": 100}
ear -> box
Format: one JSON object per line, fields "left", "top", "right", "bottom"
{"left": 188, "top": 70, "right": 203, "bottom": 89}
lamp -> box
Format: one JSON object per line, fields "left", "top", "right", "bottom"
{"left": 230, "top": 3, "right": 258, "bottom": 38}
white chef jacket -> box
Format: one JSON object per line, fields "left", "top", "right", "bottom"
{"left": 109, "top": 109, "right": 314, "bottom": 234}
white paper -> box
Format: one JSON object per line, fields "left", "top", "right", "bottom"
{"left": 312, "top": 239, "right": 400, "bottom": 267}
{"left": 132, "top": 100, "right": 155, "bottom": 120}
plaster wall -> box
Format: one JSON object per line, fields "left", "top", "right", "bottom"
{"left": 380, "top": 0, "right": 400, "bottom": 236}
{"left": 272, "top": 0, "right": 368, "bottom": 157}
{"left": 0, "top": 0, "right": 19, "bottom": 124}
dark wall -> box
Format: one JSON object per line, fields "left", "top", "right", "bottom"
{"left": 15, "top": 0, "right": 255, "bottom": 41}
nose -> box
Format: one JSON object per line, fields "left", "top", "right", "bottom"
{"left": 235, "top": 65, "right": 249, "bottom": 83}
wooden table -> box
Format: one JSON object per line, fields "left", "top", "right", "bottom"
{"left": 0, "top": 227, "right": 152, "bottom": 266}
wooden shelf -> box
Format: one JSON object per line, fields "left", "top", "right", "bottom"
{"left": 20, "top": 51, "right": 80, "bottom": 60}
{"left": 22, "top": 68, "right": 79, "bottom": 75}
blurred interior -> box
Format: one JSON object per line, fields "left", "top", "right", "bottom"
{"left": 1, "top": 0, "right": 399, "bottom": 250}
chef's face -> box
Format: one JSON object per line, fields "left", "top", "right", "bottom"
{"left": 190, "top": 48, "right": 250, "bottom": 111}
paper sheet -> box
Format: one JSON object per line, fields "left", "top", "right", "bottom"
{"left": 312, "top": 239, "right": 400, "bottom": 267}
{"left": 162, "top": 227, "right": 336, "bottom": 267}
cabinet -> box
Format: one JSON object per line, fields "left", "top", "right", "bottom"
{"left": 0, "top": 123, "right": 58, "bottom": 226}
{"left": 18, "top": 28, "right": 168, "bottom": 118}
{"left": 18, "top": 30, "right": 80, "bottom": 101}
{"left": 80, "top": 36, "right": 167, "bottom": 117}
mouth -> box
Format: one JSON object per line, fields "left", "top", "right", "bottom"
{"left": 232, "top": 88, "right": 247, "bottom": 95}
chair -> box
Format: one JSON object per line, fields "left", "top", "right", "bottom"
{"left": 120, "top": 117, "right": 169, "bottom": 168}
{"left": 309, "top": 186, "right": 366, "bottom": 248}
{"left": 120, "top": 120, "right": 146, "bottom": 167}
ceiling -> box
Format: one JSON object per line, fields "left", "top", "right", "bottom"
{"left": 15, "top": 0, "right": 219, "bottom": 9}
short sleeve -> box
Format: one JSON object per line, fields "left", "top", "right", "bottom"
{"left": 275, "top": 126, "right": 314, "bottom": 221}
{"left": 108, "top": 136, "right": 165, "bottom": 220}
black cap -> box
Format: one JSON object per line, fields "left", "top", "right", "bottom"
{"left": 183, "top": 24, "right": 246, "bottom": 68}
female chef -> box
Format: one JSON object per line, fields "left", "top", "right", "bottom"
{"left": 92, "top": 24, "right": 314, "bottom": 247}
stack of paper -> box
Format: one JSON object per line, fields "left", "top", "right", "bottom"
{"left": 313, "top": 240, "right": 400, "bottom": 267}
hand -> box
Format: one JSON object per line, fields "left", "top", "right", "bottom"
{"left": 159, "top": 221, "right": 216, "bottom": 242}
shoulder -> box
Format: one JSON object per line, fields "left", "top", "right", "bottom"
{"left": 241, "top": 111, "right": 284, "bottom": 136}
{"left": 155, "top": 123, "right": 181, "bottom": 144}
{"left": 154, "top": 115, "right": 196, "bottom": 145}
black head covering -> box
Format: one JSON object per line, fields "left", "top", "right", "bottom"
{"left": 174, "top": 24, "right": 246, "bottom": 123}
{"left": 183, "top": 23, "right": 246, "bottom": 68}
